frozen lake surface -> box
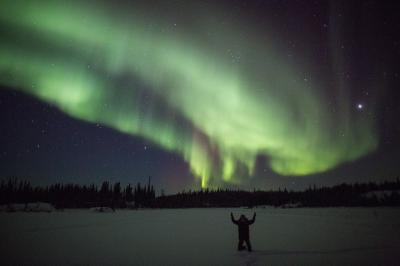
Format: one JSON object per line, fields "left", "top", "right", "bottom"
{"left": 1, "top": 207, "right": 399, "bottom": 265}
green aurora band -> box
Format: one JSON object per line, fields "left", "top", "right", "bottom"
{"left": 0, "top": 1, "right": 378, "bottom": 187}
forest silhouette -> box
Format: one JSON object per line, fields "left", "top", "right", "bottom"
{"left": 1, "top": 178, "right": 399, "bottom": 209}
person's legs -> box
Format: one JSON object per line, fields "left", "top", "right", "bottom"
{"left": 238, "top": 239, "right": 245, "bottom": 251}
{"left": 245, "top": 239, "right": 252, "bottom": 252}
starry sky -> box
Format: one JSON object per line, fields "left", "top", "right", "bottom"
{"left": 0, "top": 0, "right": 399, "bottom": 193}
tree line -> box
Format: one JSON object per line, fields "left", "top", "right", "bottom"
{"left": 0, "top": 177, "right": 155, "bottom": 209}
{"left": 157, "top": 180, "right": 400, "bottom": 208}
{"left": 0, "top": 177, "right": 399, "bottom": 209}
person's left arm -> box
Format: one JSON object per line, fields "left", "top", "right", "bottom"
{"left": 231, "top": 212, "right": 238, "bottom": 224}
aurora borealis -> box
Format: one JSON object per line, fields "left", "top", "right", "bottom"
{"left": 1, "top": 0, "right": 397, "bottom": 190}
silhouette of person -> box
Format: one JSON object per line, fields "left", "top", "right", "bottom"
{"left": 231, "top": 212, "right": 256, "bottom": 252}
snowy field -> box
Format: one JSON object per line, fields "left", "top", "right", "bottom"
{"left": 1, "top": 207, "right": 399, "bottom": 266}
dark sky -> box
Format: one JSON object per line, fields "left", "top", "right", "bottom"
{"left": 0, "top": 0, "right": 399, "bottom": 193}
{"left": 0, "top": 90, "right": 194, "bottom": 193}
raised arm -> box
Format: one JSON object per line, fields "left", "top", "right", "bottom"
{"left": 231, "top": 212, "right": 238, "bottom": 224}
{"left": 248, "top": 212, "right": 256, "bottom": 225}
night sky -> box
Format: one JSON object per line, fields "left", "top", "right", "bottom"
{"left": 1, "top": 0, "right": 399, "bottom": 193}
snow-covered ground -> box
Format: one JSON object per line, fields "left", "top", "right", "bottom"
{"left": 0, "top": 207, "right": 399, "bottom": 265}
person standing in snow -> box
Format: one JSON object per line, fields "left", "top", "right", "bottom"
{"left": 231, "top": 212, "right": 256, "bottom": 252}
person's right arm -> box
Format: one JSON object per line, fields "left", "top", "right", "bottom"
{"left": 248, "top": 212, "right": 256, "bottom": 225}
